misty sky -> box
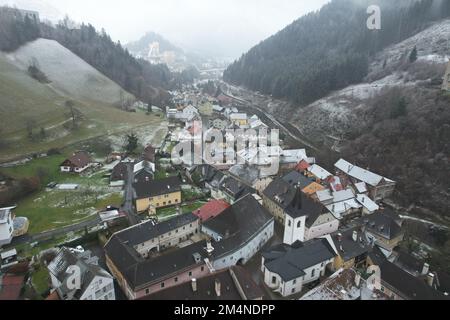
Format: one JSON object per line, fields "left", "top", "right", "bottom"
{"left": 1, "top": 0, "right": 330, "bottom": 59}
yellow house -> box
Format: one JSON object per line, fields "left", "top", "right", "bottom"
{"left": 302, "top": 182, "right": 325, "bottom": 197}
{"left": 230, "top": 113, "right": 248, "bottom": 127}
{"left": 134, "top": 176, "right": 182, "bottom": 214}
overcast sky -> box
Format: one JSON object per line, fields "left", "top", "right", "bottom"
{"left": 1, "top": 0, "right": 330, "bottom": 59}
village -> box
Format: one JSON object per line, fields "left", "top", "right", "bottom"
{"left": 0, "top": 81, "right": 449, "bottom": 301}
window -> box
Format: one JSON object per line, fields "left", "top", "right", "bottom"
{"left": 297, "top": 221, "right": 301, "bottom": 228}
{"left": 189, "top": 271, "right": 193, "bottom": 277}
{"left": 272, "top": 276, "right": 276, "bottom": 284}
{"left": 311, "top": 269, "right": 315, "bottom": 277}
{"left": 288, "top": 220, "right": 292, "bottom": 227}
{"left": 174, "top": 277, "right": 178, "bottom": 283}
{"left": 292, "top": 288, "right": 296, "bottom": 294}
{"left": 145, "top": 289, "right": 150, "bottom": 294}
{"left": 161, "top": 283, "right": 165, "bottom": 288}
{"left": 169, "top": 200, "right": 172, "bottom": 204}
{"left": 163, "top": 202, "right": 167, "bottom": 206}
{"left": 176, "top": 229, "right": 179, "bottom": 233}
{"left": 201, "top": 266, "right": 204, "bottom": 272}
{"left": 321, "top": 262, "right": 324, "bottom": 267}
{"left": 293, "top": 279, "right": 297, "bottom": 285}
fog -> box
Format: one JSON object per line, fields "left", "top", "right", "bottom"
{"left": 1, "top": 0, "right": 330, "bottom": 59}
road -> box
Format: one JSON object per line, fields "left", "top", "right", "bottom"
{"left": 121, "top": 163, "right": 141, "bottom": 226}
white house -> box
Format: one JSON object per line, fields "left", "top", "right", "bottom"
{"left": 60, "top": 151, "right": 92, "bottom": 173}
{"left": 261, "top": 238, "right": 336, "bottom": 297}
{"left": 48, "top": 247, "right": 115, "bottom": 300}
{"left": 0, "top": 206, "right": 15, "bottom": 247}
{"left": 201, "top": 195, "right": 275, "bottom": 270}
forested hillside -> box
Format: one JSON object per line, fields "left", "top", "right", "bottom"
{"left": 224, "top": 0, "right": 450, "bottom": 105}
{"left": 0, "top": 7, "right": 174, "bottom": 104}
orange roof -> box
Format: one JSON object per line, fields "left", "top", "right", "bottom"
{"left": 45, "top": 291, "right": 60, "bottom": 300}
{"left": 0, "top": 274, "right": 24, "bottom": 300}
{"left": 302, "top": 182, "right": 325, "bottom": 195}
{"left": 193, "top": 200, "right": 230, "bottom": 222}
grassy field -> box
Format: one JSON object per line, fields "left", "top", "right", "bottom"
{"left": 0, "top": 52, "right": 168, "bottom": 163}
{"left": 31, "top": 264, "right": 50, "bottom": 297}
{"left": 156, "top": 200, "right": 207, "bottom": 218}
{"left": 0, "top": 154, "right": 123, "bottom": 234}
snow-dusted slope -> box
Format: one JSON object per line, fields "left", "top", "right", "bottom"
{"left": 0, "top": 0, "right": 63, "bottom": 23}
{"left": 6, "top": 38, "right": 134, "bottom": 105}
{"left": 289, "top": 19, "right": 450, "bottom": 146}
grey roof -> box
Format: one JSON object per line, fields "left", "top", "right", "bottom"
{"left": 104, "top": 238, "right": 211, "bottom": 290}
{"left": 110, "top": 162, "right": 128, "bottom": 182}
{"left": 203, "top": 194, "right": 273, "bottom": 246}
{"left": 379, "top": 259, "right": 448, "bottom": 300}
{"left": 114, "top": 213, "right": 198, "bottom": 246}
{"left": 262, "top": 239, "right": 336, "bottom": 282}
{"left": 356, "top": 211, "right": 403, "bottom": 240}
{"left": 263, "top": 178, "right": 296, "bottom": 209}
{"left": 282, "top": 171, "right": 315, "bottom": 189}
{"left": 331, "top": 227, "right": 371, "bottom": 261}
{"left": 139, "top": 266, "right": 264, "bottom": 300}
{"left": 133, "top": 176, "right": 181, "bottom": 199}
{"left": 219, "top": 176, "right": 255, "bottom": 200}
{"left": 48, "top": 247, "right": 111, "bottom": 299}
{"left": 229, "top": 165, "right": 260, "bottom": 185}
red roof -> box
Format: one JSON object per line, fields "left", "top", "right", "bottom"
{"left": 0, "top": 274, "right": 24, "bottom": 300}
{"left": 295, "top": 160, "right": 310, "bottom": 172}
{"left": 193, "top": 200, "right": 230, "bottom": 222}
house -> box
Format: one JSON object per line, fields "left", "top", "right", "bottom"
{"left": 60, "top": 151, "right": 92, "bottom": 173}
{"left": 280, "top": 149, "right": 308, "bottom": 168}
{"left": 139, "top": 266, "right": 264, "bottom": 300}
{"left": 282, "top": 189, "right": 339, "bottom": 244}
{"left": 110, "top": 162, "right": 128, "bottom": 187}
{"left": 217, "top": 176, "right": 255, "bottom": 204}
{"left": 212, "top": 105, "right": 224, "bottom": 113}
{"left": 108, "top": 212, "right": 199, "bottom": 258}
{"left": 228, "top": 164, "right": 272, "bottom": 194}
{"left": 295, "top": 159, "right": 311, "bottom": 172}
{"left": 105, "top": 238, "right": 214, "bottom": 299}
{"left": 229, "top": 113, "right": 248, "bottom": 127}
{"left": 306, "top": 164, "right": 332, "bottom": 182}
{"left": 316, "top": 188, "right": 362, "bottom": 220}
{"left": 356, "top": 194, "right": 379, "bottom": 215}
{"left": 442, "top": 61, "right": 450, "bottom": 91}
{"left": 261, "top": 238, "right": 336, "bottom": 297}
{"left": 329, "top": 227, "right": 371, "bottom": 271}
{"left": 0, "top": 206, "right": 15, "bottom": 247}
{"left": 48, "top": 247, "right": 115, "bottom": 300}
{"left": 300, "top": 268, "right": 389, "bottom": 300}
{"left": 354, "top": 210, "right": 404, "bottom": 253}
{"left": 335, "top": 159, "right": 396, "bottom": 201}
{"left": 367, "top": 249, "right": 448, "bottom": 300}
{"left": 192, "top": 200, "right": 230, "bottom": 222}
{"left": 134, "top": 176, "right": 182, "bottom": 213}
{"left": 202, "top": 194, "right": 274, "bottom": 270}
{"left": 263, "top": 178, "right": 298, "bottom": 225}
{"left": 1, "top": 249, "right": 18, "bottom": 270}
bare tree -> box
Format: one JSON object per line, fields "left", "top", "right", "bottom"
{"left": 65, "top": 100, "right": 80, "bottom": 128}
{"left": 25, "top": 118, "right": 37, "bottom": 140}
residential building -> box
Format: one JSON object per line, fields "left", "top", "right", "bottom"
{"left": 354, "top": 210, "right": 404, "bottom": 253}
{"left": 261, "top": 238, "right": 336, "bottom": 297}
{"left": 300, "top": 268, "right": 389, "bottom": 300}
{"left": 133, "top": 176, "right": 182, "bottom": 213}
{"left": 139, "top": 266, "right": 264, "bottom": 300}
{"left": 192, "top": 200, "right": 230, "bottom": 222}
{"left": 202, "top": 194, "right": 275, "bottom": 270}
{"left": 60, "top": 151, "right": 92, "bottom": 173}
{"left": 110, "top": 162, "right": 128, "bottom": 187}
{"left": 105, "top": 239, "right": 213, "bottom": 300}
{"left": 335, "top": 159, "right": 396, "bottom": 201}
{"left": 262, "top": 178, "right": 297, "bottom": 225}
{"left": 229, "top": 113, "right": 248, "bottom": 127}
{"left": 217, "top": 176, "right": 255, "bottom": 204}
{"left": 111, "top": 212, "right": 199, "bottom": 258}
{"left": 48, "top": 247, "right": 115, "bottom": 300}
{"left": 142, "top": 145, "right": 156, "bottom": 162}
{"left": 356, "top": 194, "right": 380, "bottom": 215}
{"left": 329, "top": 227, "right": 371, "bottom": 271}
{"left": 0, "top": 206, "right": 15, "bottom": 247}
{"left": 306, "top": 164, "right": 332, "bottom": 182}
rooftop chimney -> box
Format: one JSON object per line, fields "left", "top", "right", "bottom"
{"left": 206, "top": 241, "right": 215, "bottom": 255}
{"left": 352, "top": 231, "right": 358, "bottom": 242}
{"left": 422, "top": 263, "right": 430, "bottom": 276}
{"left": 215, "top": 279, "right": 221, "bottom": 297}
{"left": 191, "top": 278, "right": 197, "bottom": 292}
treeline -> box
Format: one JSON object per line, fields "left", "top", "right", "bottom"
{"left": 0, "top": 7, "right": 40, "bottom": 52}
{"left": 224, "top": 0, "right": 450, "bottom": 105}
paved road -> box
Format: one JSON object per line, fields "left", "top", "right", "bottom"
{"left": 7, "top": 216, "right": 102, "bottom": 247}
{"left": 122, "top": 163, "right": 141, "bottom": 226}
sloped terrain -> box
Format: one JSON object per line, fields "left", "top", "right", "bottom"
{"left": 5, "top": 38, "right": 134, "bottom": 105}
